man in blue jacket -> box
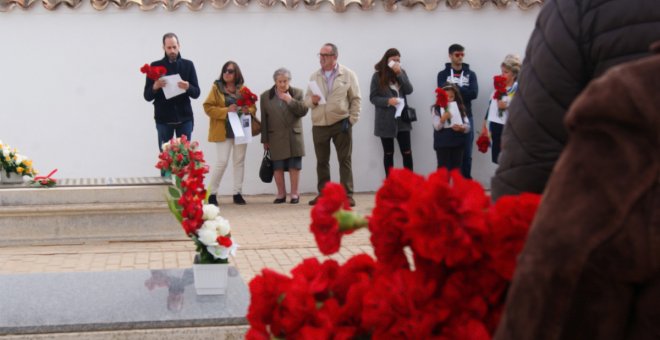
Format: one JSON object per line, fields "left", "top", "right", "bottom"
{"left": 143, "top": 32, "right": 200, "bottom": 153}
{"left": 436, "top": 44, "right": 478, "bottom": 179}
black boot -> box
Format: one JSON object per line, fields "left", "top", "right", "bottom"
{"left": 208, "top": 194, "right": 218, "bottom": 206}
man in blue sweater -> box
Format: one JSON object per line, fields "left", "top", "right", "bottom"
{"left": 436, "top": 44, "right": 478, "bottom": 179}
{"left": 143, "top": 32, "right": 200, "bottom": 153}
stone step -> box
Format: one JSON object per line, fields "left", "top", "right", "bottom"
{"left": 0, "top": 179, "right": 186, "bottom": 246}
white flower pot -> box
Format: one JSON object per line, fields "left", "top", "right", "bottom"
{"left": 193, "top": 260, "right": 229, "bottom": 295}
{"left": 1, "top": 170, "right": 24, "bottom": 184}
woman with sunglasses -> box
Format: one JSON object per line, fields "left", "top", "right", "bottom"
{"left": 203, "top": 61, "right": 257, "bottom": 206}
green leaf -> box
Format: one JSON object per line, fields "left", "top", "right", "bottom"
{"left": 168, "top": 186, "right": 181, "bottom": 199}
{"left": 166, "top": 197, "right": 183, "bottom": 223}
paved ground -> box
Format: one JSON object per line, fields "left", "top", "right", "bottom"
{"left": 0, "top": 193, "right": 376, "bottom": 284}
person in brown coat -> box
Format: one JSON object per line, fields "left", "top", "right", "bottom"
{"left": 494, "top": 41, "right": 660, "bottom": 340}
{"left": 260, "top": 68, "right": 308, "bottom": 204}
{"left": 491, "top": 0, "right": 660, "bottom": 201}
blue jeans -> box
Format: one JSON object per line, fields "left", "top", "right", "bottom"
{"left": 156, "top": 120, "right": 194, "bottom": 151}
{"left": 461, "top": 115, "right": 474, "bottom": 179}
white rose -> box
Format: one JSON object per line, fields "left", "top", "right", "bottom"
{"left": 14, "top": 154, "right": 24, "bottom": 164}
{"left": 161, "top": 141, "right": 170, "bottom": 150}
{"left": 197, "top": 225, "right": 218, "bottom": 246}
{"left": 202, "top": 204, "right": 220, "bottom": 220}
{"left": 213, "top": 216, "right": 231, "bottom": 236}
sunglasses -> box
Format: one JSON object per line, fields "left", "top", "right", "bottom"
{"left": 453, "top": 52, "right": 465, "bottom": 57}
{"left": 224, "top": 69, "right": 236, "bottom": 74}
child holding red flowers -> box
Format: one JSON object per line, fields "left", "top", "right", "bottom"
{"left": 431, "top": 83, "right": 470, "bottom": 170}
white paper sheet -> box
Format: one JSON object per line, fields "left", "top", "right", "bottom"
{"left": 487, "top": 97, "right": 507, "bottom": 124}
{"left": 235, "top": 114, "right": 253, "bottom": 145}
{"left": 308, "top": 81, "right": 326, "bottom": 105}
{"left": 395, "top": 98, "right": 405, "bottom": 118}
{"left": 161, "top": 74, "right": 186, "bottom": 100}
{"left": 442, "top": 102, "right": 463, "bottom": 127}
{"left": 228, "top": 112, "right": 245, "bottom": 138}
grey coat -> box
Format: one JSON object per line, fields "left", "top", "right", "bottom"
{"left": 259, "top": 86, "right": 308, "bottom": 161}
{"left": 370, "top": 70, "right": 413, "bottom": 138}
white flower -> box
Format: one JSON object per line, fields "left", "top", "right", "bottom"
{"left": 202, "top": 204, "right": 220, "bottom": 220}
{"left": 214, "top": 216, "right": 231, "bottom": 236}
{"left": 14, "top": 154, "right": 24, "bottom": 165}
{"left": 161, "top": 141, "right": 170, "bottom": 150}
{"left": 197, "top": 225, "right": 219, "bottom": 246}
{"left": 201, "top": 216, "right": 231, "bottom": 236}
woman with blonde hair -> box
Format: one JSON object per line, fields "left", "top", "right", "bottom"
{"left": 481, "top": 54, "right": 521, "bottom": 163}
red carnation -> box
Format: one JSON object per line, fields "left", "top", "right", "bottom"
{"left": 483, "top": 193, "right": 541, "bottom": 280}
{"left": 476, "top": 134, "right": 491, "bottom": 153}
{"left": 310, "top": 182, "right": 358, "bottom": 255}
{"left": 248, "top": 269, "right": 293, "bottom": 333}
{"left": 435, "top": 87, "right": 449, "bottom": 108}
{"left": 493, "top": 75, "right": 507, "bottom": 100}
{"left": 369, "top": 168, "right": 425, "bottom": 271}
{"left": 140, "top": 64, "right": 167, "bottom": 81}
{"left": 217, "top": 236, "right": 232, "bottom": 247}
{"left": 406, "top": 169, "right": 488, "bottom": 268}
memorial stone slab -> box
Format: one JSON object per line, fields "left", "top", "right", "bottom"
{"left": 0, "top": 267, "right": 249, "bottom": 336}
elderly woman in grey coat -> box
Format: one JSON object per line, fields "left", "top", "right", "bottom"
{"left": 260, "top": 68, "right": 308, "bottom": 204}
{"left": 369, "top": 48, "right": 414, "bottom": 177}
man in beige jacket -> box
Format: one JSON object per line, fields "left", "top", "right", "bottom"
{"left": 305, "top": 43, "right": 361, "bottom": 206}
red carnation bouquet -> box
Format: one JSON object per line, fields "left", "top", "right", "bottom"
{"left": 435, "top": 87, "right": 451, "bottom": 125}
{"left": 477, "top": 133, "right": 491, "bottom": 153}
{"left": 156, "top": 136, "right": 237, "bottom": 264}
{"left": 247, "top": 168, "right": 541, "bottom": 339}
{"left": 493, "top": 75, "right": 508, "bottom": 117}
{"left": 140, "top": 64, "right": 167, "bottom": 81}
{"left": 236, "top": 86, "right": 258, "bottom": 114}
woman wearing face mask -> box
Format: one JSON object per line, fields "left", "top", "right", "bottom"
{"left": 203, "top": 61, "right": 257, "bottom": 206}
{"left": 369, "top": 48, "right": 414, "bottom": 177}
{"left": 260, "top": 68, "right": 308, "bottom": 204}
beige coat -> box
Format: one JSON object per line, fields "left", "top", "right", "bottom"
{"left": 203, "top": 82, "right": 257, "bottom": 142}
{"left": 259, "top": 86, "right": 308, "bottom": 161}
{"left": 304, "top": 64, "right": 361, "bottom": 126}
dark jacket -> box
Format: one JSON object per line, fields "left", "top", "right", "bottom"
{"left": 143, "top": 53, "right": 200, "bottom": 124}
{"left": 491, "top": 0, "right": 660, "bottom": 200}
{"left": 494, "top": 41, "right": 660, "bottom": 340}
{"left": 436, "top": 63, "right": 478, "bottom": 117}
{"left": 370, "top": 70, "right": 414, "bottom": 138}
{"left": 433, "top": 107, "right": 469, "bottom": 149}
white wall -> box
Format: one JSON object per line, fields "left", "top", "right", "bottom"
{"left": 0, "top": 4, "right": 539, "bottom": 194}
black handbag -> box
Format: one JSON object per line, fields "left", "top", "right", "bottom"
{"left": 259, "top": 150, "right": 274, "bottom": 183}
{"left": 401, "top": 106, "right": 417, "bottom": 122}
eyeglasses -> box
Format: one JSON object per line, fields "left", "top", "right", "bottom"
{"left": 318, "top": 53, "right": 335, "bottom": 58}
{"left": 453, "top": 52, "right": 465, "bottom": 57}
{"left": 224, "top": 69, "right": 235, "bottom": 74}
